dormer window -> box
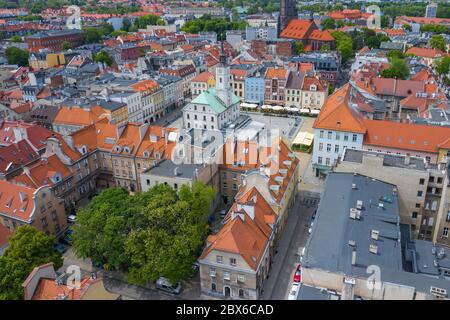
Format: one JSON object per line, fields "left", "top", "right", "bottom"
{"left": 143, "top": 151, "right": 150, "bottom": 158}
{"left": 115, "top": 146, "right": 122, "bottom": 152}
{"left": 124, "top": 147, "right": 130, "bottom": 154}
{"left": 310, "top": 85, "right": 317, "bottom": 92}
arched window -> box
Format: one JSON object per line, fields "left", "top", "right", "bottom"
{"left": 211, "top": 283, "right": 216, "bottom": 292}
{"left": 239, "top": 289, "right": 245, "bottom": 298}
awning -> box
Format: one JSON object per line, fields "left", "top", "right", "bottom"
{"left": 293, "top": 131, "right": 314, "bottom": 146}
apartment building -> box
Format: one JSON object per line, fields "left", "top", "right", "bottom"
{"left": 0, "top": 179, "right": 67, "bottom": 237}
{"left": 335, "top": 149, "right": 449, "bottom": 244}
{"left": 130, "top": 79, "right": 164, "bottom": 124}
{"left": 198, "top": 187, "right": 276, "bottom": 300}
{"left": 264, "top": 68, "right": 289, "bottom": 105}
{"left": 301, "top": 172, "right": 450, "bottom": 300}
{"left": 312, "top": 84, "right": 450, "bottom": 177}
{"left": 52, "top": 105, "right": 108, "bottom": 136}
{"left": 190, "top": 71, "right": 216, "bottom": 98}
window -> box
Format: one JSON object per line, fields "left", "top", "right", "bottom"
{"left": 230, "top": 258, "right": 236, "bottom": 266}
{"left": 429, "top": 176, "right": 435, "bottom": 183}
{"left": 237, "top": 274, "right": 245, "bottom": 283}
{"left": 416, "top": 203, "right": 421, "bottom": 208}
{"left": 327, "top": 131, "right": 332, "bottom": 139}
{"left": 326, "top": 144, "right": 331, "bottom": 152}
{"left": 41, "top": 217, "right": 48, "bottom": 227}
{"left": 419, "top": 178, "right": 425, "bottom": 185}
{"left": 352, "top": 134, "right": 357, "bottom": 142}
{"left": 335, "top": 133, "right": 340, "bottom": 141}
{"left": 412, "top": 212, "right": 418, "bottom": 219}
{"left": 211, "top": 283, "right": 217, "bottom": 292}
{"left": 319, "top": 130, "right": 324, "bottom": 139}
{"left": 335, "top": 145, "right": 339, "bottom": 153}
{"left": 239, "top": 289, "right": 245, "bottom": 298}
{"left": 344, "top": 135, "right": 349, "bottom": 141}
{"left": 417, "top": 191, "right": 423, "bottom": 197}
{"left": 443, "top": 228, "right": 449, "bottom": 238}
{"left": 223, "top": 271, "right": 231, "bottom": 281}
{"left": 325, "top": 158, "right": 330, "bottom": 166}
{"left": 210, "top": 268, "right": 216, "bottom": 277}
{"left": 437, "top": 177, "right": 443, "bottom": 184}
{"left": 146, "top": 179, "right": 150, "bottom": 186}
{"left": 318, "top": 157, "right": 322, "bottom": 164}
{"left": 216, "top": 256, "right": 223, "bottom": 264}
{"left": 318, "top": 143, "right": 323, "bottom": 151}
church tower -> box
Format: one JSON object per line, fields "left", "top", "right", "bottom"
{"left": 279, "top": 0, "right": 298, "bottom": 34}
{"left": 215, "top": 41, "right": 231, "bottom": 107}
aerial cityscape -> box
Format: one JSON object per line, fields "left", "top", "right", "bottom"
{"left": 0, "top": 0, "right": 449, "bottom": 306}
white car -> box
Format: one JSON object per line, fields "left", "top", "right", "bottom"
{"left": 67, "top": 215, "right": 77, "bottom": 223}
{"left": 288, "top": 283, "right": 300, "bottom": 300}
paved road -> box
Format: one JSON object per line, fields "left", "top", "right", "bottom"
{"left": 261, "top": 192, "right": 319, "bottom": 300}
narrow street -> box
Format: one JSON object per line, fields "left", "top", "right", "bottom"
{"left": 261, "top": 191, "right": 319, "bottom": 300}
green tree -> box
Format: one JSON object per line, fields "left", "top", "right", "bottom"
{"left": 121, "top": 17, "right": 132, "bottom": 32}
{"left": 321, "top": 18, "right": 336, "bottom": 30}
{"left": 320, "top": 44, "right": 330, "bottom": 52}
{"left": 429, "top": 35, "right": 447, "bottom": 52}
{"left": 402, "top": 24, "right": 412, "bottom": 32}
{"left": 331, "top": 31, "right": 354, "bottom": 63}
{"left": 84, "top": 27, "right": 102, "bottom": 44}
{"left": 381, "top": 58, "right": 410, "bottom": 80}
{"left": 125, "top": 182, "right": 215, "bottom": 284}
{"left": 387, "top": 50, "right": 405, "bottom": 60}
{"left": 294, "top": 41, "right": 305, "bottom": 55}
{"left": 134, "top": 14, "right": 165, "bottom": 29}
{"left": 5, "top": 46, "right": 29, "bottom": 66}
{"left": 61, "top": 41, "right": 72, "bottom": 51}
{"left": 435, "top": 56, "right": 450, "bottom": 75}
{"left": 94, "top": 51, "right": 112, "bottom": 66}
{"left": 0, "top": 225, "right": 63, "bottom": 300}
{"left": 10, "top": 35, "right": 22, "bottom": 43}
{"left": 72, "top": 188, "right": 145, "bottom": 270}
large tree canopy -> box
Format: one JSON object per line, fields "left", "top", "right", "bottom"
{"left": 0, "top": 225, "right": 63, "bottom": 300}
{"left": 72, "top": 182, "right": 216, "bottom": 284}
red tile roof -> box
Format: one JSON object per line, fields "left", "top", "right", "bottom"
{"left": 0, "top": 140, "right": 39, "bottom": 173}
{"left": 309, "top": 29, "right": 334, "bottom": 41}
{"left": 406, "top": 47, "right": 446, "bottom": 59}
{"left": 362, "top": 119, "right": 450, "bottom": 154}
{"left": 280, "top": 19, "right": 316, "bottom": 40}
{"left": 313, "top": 84, "right": 366, "bottom": 134}
{"left": 0, "top": 180, "right": 38, "bottom": 222}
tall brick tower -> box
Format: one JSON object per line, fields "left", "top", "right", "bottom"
{"left": 279, "top": 0, "right": 298, "bottom": 34}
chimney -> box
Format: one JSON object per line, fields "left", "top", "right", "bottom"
{"left": 405, "top": 153, "right": 411, "bottom": 165}
{"left": 351, "top": 248, "right": 357, "bottom": 266}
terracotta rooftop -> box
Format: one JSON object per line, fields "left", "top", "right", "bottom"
{"left": 313, "top": 84, "right": 366, "bottom": 134}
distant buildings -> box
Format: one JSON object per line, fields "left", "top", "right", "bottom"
{"left": 394, "top": 16, "right": 450, "bottom": 33}
{"left": 280, "top": 19, "right": 335, "bottom": 52}
{"left": 25, "top": 30, "right": 85, "bottom": 53}
{"left": 425, "top": 2, "right": 438, "bottom": 18}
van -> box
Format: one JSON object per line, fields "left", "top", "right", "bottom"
{"left": 156, "top": 277, "right": 182, "bottom": 295}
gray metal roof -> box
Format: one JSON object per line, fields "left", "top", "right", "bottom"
{"left": 342, "top": 149, "right": 432, "bottom": 171}
{"left": 144, "top": 159, "right": 203, "bottom": 179}
{"left": 303, "top": 172, "right": 403, "bottom": 277}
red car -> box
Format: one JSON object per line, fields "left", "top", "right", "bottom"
{"left": 293, "top": 264, "right": 302, "bottom": 283}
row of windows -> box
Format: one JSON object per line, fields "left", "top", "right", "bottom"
{"left": 319, "top": 130, "right": 358, "bottom": 142}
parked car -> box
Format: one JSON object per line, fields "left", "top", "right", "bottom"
{"left": 293, "top": 264, "right": 302, "bottom": 283}
{"left": 54, "top": 243, "right": 68, "bottom": 254}
{"left": 156, "top": 277, "right": 182, "bottom": 295}
{"left": 288, "top": 283, "right": 300, "bottom": 300}
{"left": 67, "top": 215, "right": 77, "bottom": 223}
{"left": 219, "top": 209, "right": 227, "bottom": 218}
